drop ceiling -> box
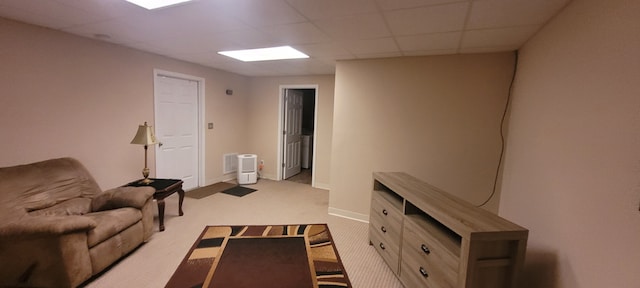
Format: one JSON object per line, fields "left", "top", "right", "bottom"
{"left": 0, "top": 0, "right": 570, "bottom": 77}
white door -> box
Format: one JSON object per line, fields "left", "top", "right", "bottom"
{"left": 283, "top": 89, "right": 303, "bottom": 179}
{"left": 155, "top": 74, "right": 199, "bottom": 190}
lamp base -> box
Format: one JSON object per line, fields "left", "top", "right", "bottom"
{"left": 139, "top": 167, "right": 153, "bottom": 184}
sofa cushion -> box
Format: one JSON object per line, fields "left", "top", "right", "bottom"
{"left": 0, "top": 158, "right": 102, "bottom": 223}
{"left": 91, "top": 186, "right": 155, "bottom": 212}
{"left": 85, "top": 208, "right": 142, "bottom": 248}
{"left": 28, "top": 198, "right": 92, "bottom": 217}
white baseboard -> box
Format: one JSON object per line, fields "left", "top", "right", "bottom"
{"left": 204, "top": 174, "right": 236, "bottom": 186}
{"left": 258, "top": 173, "right": 276, "bottom": 181}
{"left": 313, "top": 181, "right": 330, "bottom": 190}
{"left": 328, "top": 207, "right": 369, "bottom": 223}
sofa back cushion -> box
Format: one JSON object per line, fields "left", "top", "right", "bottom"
{"left": 0, "top": 158, "right": 102, "bottom": 222}
{"left": 28, "top": 198, "right": 93, "bottom": 217}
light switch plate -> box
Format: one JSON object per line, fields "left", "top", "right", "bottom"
{"left": 208, "top": 123, "right": 213, "bottom": 129}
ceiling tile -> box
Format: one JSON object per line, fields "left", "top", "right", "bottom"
{"left": 260, "top": 22, "right": 331, "bottom": 45}
{"left": 404, "top": 49, "right": 458, "bottom": 56}
{"left": 126, "top": 3, "right": 248, "bottom": 38}
{"left": 0, "top": 0, "right": 97, "bottom": 29}
{"left": 376, "top": 0, "right": 469, "bottom": 11}
{"left": 51, "top": 0, "right": 145, "bottom": 20}
{"left": 396, "top": 31, "right": 462, "bottom": 52}
{"left": 461, "top": 25, "right": 541, "bottom": 49}
{"left": 341, "top": 37, "right": 400, "bottom": 55}
{"left": 267, "top": 58, "right": 336, "bottom": 75}
{"left": 314, "top": 13, "right": 391, "bottom": 40}
{"left": 0, "top": 0, "right": 570, "bottom": 76}
{"left": 216, "top": 0, "right": 307, "bottom": 27}
{"left": 134, "top": 33, "right": 237, "bottom": 55}
{"left": 212, "top": 28, "right": 282, "bottom": 50}
{"left": 459, "top": 45, "right": 517, "bottom": 54}
{"left": 384, "top": 2, "right": 470, "bottom": 36}
{"left": 60, "top": 2, "right": 251, "bottom": 44}
{"left": 468, "top": 0, "right": 569, "bottom": 29}
{"left": 295, "top": 43, "right": 354, "bottom": 60}
{"left": 355, "top": 51, "right": 404, "bottom": 59}
{"left": 286, "top": 0, "right": 379, "bottom": 20}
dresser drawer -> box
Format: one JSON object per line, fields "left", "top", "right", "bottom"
{"left": 370, "top": 189, "right": 403, "bottom": 226}
{"left": 400, "top": 217, "right": 460, "bottom": 288}
{"left": 370, "top": 223, "right": 401, "bottom": 274}
{"left": 369, "top": 189, "right": 403, "bottom": 273}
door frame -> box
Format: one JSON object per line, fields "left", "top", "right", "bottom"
{"left": 277, "top": 84, "right": 318, "bottom": 186}
{"left": 153, "top": 69, "right": 206, "bottom": 188}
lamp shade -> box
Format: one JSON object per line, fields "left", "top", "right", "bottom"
{"left": 130, "top": 122, "right": 157, "bottom": 145}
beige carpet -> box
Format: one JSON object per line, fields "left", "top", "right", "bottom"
{"left": 186, "top": 182, "right": 236, "bottom": 199}
{"left": 84, "top": 179, "right": 403, "bottom": 288}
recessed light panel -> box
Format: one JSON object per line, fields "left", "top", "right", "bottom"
{"left": 125, "top": 0, "right": 194, "bottom": 10}
{"left": 218, "top": 46, "right": 309, "bottom": 62}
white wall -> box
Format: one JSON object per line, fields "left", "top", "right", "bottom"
{"left": 0, "top": 18, "right": 250, "bottom": 189}
{"left": 499, "top": 0, "right": 640, "bottom": 287}
{"left": 247, "top": 76, "right": 335, "bottom": 188}
{"left": 330, "top": 53, "right": 516, "bottom": 220}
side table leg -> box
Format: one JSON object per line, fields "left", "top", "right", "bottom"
{"left": 178, "top": 188, "right": 184, "bottom": 216}
{"left": 178, "top": 189, "right": 184, "bottom": 216}
{"left": 157, "top": 199, "right": 165, "bottom": 232}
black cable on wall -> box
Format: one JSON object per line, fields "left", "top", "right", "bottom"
{"left": 477, "top": 50, "right": 519, "bottom": 208}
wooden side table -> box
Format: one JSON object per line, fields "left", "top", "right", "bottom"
{"left": 125, "top": 178, "right": 184, "bottom": 232}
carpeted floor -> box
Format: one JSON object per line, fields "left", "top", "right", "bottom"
{"left": 84, "top": 179, "right": 403, "bottom": 288}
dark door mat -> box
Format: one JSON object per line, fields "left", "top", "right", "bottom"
{"left": 221, "top": 185, "right": 257, "bottom": 197}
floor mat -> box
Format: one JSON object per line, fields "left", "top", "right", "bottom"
{"left": 221, "top": 185, "right": 257, "bottom": 197}
{"left": 165, "top": 224, "right": 352, "bottom": 288}
{"left": 186, "top": 182, "right": 237, "bottom": 199}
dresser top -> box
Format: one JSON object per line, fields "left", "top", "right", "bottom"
{"left": 373, "top": 172, "right": 528, "bottom": 239}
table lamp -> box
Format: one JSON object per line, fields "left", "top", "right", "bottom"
{"left": 130, "top": 122, "right": 158, "bottom": 184}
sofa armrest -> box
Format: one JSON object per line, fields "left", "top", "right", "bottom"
{"left": 91, "top": 186, "right": 155, "bottom": 212}
{"left": 0, "top": 215, "right": 97, "bottom": 240}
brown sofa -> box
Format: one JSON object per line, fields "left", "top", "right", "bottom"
{"left": 0, "top": 157, "right": 156, "bottom": 288}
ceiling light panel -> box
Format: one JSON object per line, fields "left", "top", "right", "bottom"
{"left": 218, "top": 46, "right": 309, "bottom": 62}
{"left": 125, "top": 0, "right": 194, "bottom": 10}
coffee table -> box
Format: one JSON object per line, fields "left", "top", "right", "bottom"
{"left": 124, "top": 178, "right": 184, "bottom": 232}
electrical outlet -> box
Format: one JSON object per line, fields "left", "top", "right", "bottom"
{"left": 208, "top": 123, "right": 213, "bottom": 129}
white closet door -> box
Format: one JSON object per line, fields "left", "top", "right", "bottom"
{"left": 283, "top": 89, "right": 303, "bottom": 179}
{"left": 155, "top": 75, "right": 199, "bottom": 190}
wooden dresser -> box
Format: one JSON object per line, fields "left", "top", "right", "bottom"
{"left": 369, "top": 172, "right": 528, "bottom": 288}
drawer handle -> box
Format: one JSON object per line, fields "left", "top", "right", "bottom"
{"left": 382, "top": 209, "right": 388, "bottom": 216}
{"left": 379, "top": 243, "right": 386, "bottom": 250}
{"left": 419, "top": 267, "right": 429, "bottom": 278}
{"left": 381, "top": 226, "right": 387, "bottom": 233}
{"left": 421, "top": 244, "right": 430, "bottom": 254}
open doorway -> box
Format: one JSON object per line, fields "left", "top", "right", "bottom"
{"left": 278, "top": 86, "right": 317, "bottom": 186}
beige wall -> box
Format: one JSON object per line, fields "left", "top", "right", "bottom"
{"left": 330, "top": 53, "right": 516, "bottom": 220}
{"left": 247, "top": 76, "right": 335, "bottom": 189}
{"left": 0, "top": 18, "right": 250, "bottom": 189}
{"left": 499, "top": 0, "right": 640, "bottom": 287}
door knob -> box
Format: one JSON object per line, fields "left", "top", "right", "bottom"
{"left": 158, "top": 142, "right": 163, "bottom": 147}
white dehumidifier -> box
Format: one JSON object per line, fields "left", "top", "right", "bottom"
{"left": 237, "top": 154, "right": 257, "bottom": 184}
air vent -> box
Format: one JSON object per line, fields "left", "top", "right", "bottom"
{"left": 223, "top": 153, "right": 238, "bottom": 174}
